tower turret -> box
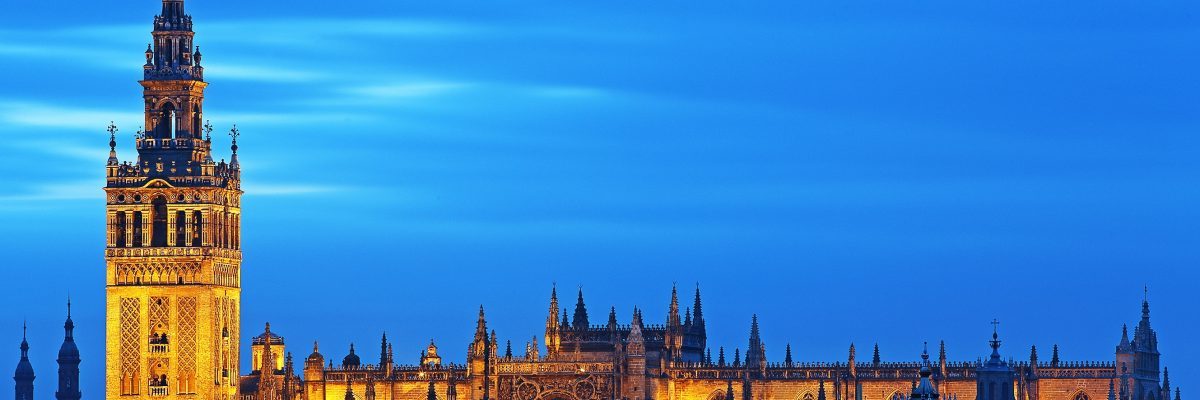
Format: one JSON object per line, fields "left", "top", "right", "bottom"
{"left": 14, "top": 323, "right": 34, "bottom": 400}
{"left": 976, "top": 320, "right": 1015, "bottom": 400}
{"left": 911, "top": 344, "right": 940, "bottom": 400}
{"left": 56, "top": 300, "right": 81, "bottom": 400}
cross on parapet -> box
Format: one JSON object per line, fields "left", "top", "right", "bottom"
{"left": 991, "top": 319, "right": 1000, "bottom": 334}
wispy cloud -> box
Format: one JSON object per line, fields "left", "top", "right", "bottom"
{"left": 0, "top": 101, "right": 139, "bottom": 131}
{"left": 247, "top": 183, "right": 342, "bottom": 196}
{"left": 0, "top": 180, "right": 99, "bottom": 202}
{"left": 346, "top": 81, "right": 472, "bottom": 99}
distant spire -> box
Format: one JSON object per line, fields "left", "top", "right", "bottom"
{"left": 706, "top": 348, "right": 713, "bottom": 365}
{"left": 725, "top": 380, "right": 735, "bottom": 400}
{"left": 572, "top": 287, "right": 589, "bottom": 330}
{"left": 818, "top": 379, "right": 828, "bottom": 400}
{"left": 474, "top": 306, "right": 488, "bottom": 342}
{"left": 1108, "top": 378, "right": 1116, "bottom": 400}
{"left": 426, "top": 380, "right": 437, "bottom": 400}
{"left": 1050, "top": 344, "right": 1059, "bottom": 366}
{"left": 56, "top": 297, "right": 81, "bottom": 400}
{"left": 504, "top": 340, "right": 512, "bottom": 359}
{"left": 684, "top": 307, "right": 692, "bottom": 326}
{"left": 848, "top": 343, "right": 857, "bottom": 376}
{"left": 693, "top": 283, "right": 705, "bottom": 326}
{"left": 1162, "top": 368, "right": 1170, "bottom": 397}
{"left": 1174, "top": 388, "right": 1180, "bottom": 400}
{"left": 1117, "top": 324, "right": 1132, "bottom": 353}
{"left": 718, "top": 347, "right": 726, "bottom": 367}
{"left": 16, "top": 321, "right": 34, "bottom": 400}
{"left": 608, "top": 306, "right": 618, "bottom": 328}
{"left": 733, "top": 348, "right": 741, "bottom": 368}
{"left": 668, "top": 284, "right": 681, "bottom": 328}
{"left": 873, "top": 343, "right": 881, "bottom": 365}
{"left": 785, "top": 343, "right": 793, "bottom": 366}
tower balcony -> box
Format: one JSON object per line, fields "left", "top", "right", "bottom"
{"left": 149, "top": 384, "right": 169, "bottom": 397}
{"left": 149, "top": 343, "right": 170, "bottom": 354}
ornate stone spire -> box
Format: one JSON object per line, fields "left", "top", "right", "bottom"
{"left": 257, "top": 323, "right": 278, "bottom": 400}
{"left": 718, "top": 347, "right": 726, "bottom": 367}
{"left": 818, "top": 379, "right": 828, "bottom": 400}
{"left": 1051, "top": 344, "right": 1060, "bottom": 367}
{"left": 1117, "top": 324, "right": 1132, "bottom": 353}
{"left": 873, "top": 343, "right": 881, "bottom": 366}
{"left": 667, "top": 284, "right": 681, "bottom": 329}
{"left": 608, "top": 307, "right": 617, "bottom": 328}
{"left": 785, "top": 343, "right": 793, "bottom": 366}
{"left": 545, "top": 285, "right": 559, "bottom": 356}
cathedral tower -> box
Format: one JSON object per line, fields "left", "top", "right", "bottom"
{"left": 105, "top": 1, "right": 242, "bottom": 399}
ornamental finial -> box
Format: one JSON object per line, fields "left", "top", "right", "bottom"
{"left": 107, "top": 121, "right": 118, "bottom": 149}
{"left": 204, "top": 120, "right": 213, "bottom": 143}
{"left": 229, "top": 124, "right": 240, "bottom": 153}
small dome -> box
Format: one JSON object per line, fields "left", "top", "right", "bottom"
{"left": 252, "top": 331, "right": 284, "bottom": 346}
{"left": 14, "top": 339, "right": 34, "bottom": 378}
{"left": 307, "top": 341, "right": 324, "bottom": 365}
{"left": 342, "top": 343, "right": 361, "bottom": 368}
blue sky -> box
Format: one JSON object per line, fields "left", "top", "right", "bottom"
{"left": 1, "top": 0, "right": 1197, "bottom": 397}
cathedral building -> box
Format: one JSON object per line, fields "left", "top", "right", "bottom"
{"left": 99, "top": 2, "right": 1185, "bottom": 400}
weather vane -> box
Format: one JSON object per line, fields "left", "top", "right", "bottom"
{"left": 229, "top": 124, "right": 240, "bottom": 154}
{"left": 204, "top": 120, "right": 214, "bottom": 142}
{"left": 135, "top": 126, "right": 144, "bottom": 140}
{"left": 106, "top": 121, "right": 118, "bottom": 150}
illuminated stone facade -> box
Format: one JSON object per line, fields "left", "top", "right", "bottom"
{"left": 275, "top": 287, "right": 1175, "bottom": 400}
{"left": 103, "top": 3, "right": 1185, "bottom": 400}
{"left": 104, "top": 1, "right": 241, "bottom": 399}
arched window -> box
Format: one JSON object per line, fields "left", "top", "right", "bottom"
{"left": 151, "top": 196, "right": 168, "bottom": 247}
{"left": 114, "top": 212, "right": 127, "bottom": 248}
{"left": 158, "top": 103, "right": 176, "bottom": 139}
{"left": 1075, "top": 392, "right": 1090, "bottom": 400}
{"left": 175, "top": 210, "right": 186, "bottom": 246}
{"left": 132, "top": 211, "right": 144, "bottom": 247}
{"left": 191, "top": 211, "right": 203, "bottom": 246}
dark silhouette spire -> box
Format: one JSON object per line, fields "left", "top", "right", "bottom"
{"left": 848, "top": 343, "right": 857, "bottom": 376}
{"left": 873, "top": 343, "right": 881, "bottom": 365}
{"left": 560, "top": 308, "right": 569, "bottom": 330}
{"left": 785, "top": 343, "right": 793, "bottom": 366}
{"left": 56, "top": 298, "right": 81, "bottom": 400}
{"left": 1117, "top": 324, "right": 1132, "bottom": 353}
{"left": 1162, "top": 368, "right": 1171, "bottom": 399}
{"left": 718, "top": 347, "right": 726, "bottom": 367}
{"left": 693, "top": 284, "right": 704, "bottom": 326}
{"left": 504, "top": 340, "right": 512, "bottom": 359}
{"left": 910, "top": 343, "right": 939, "bottom": 400}
{"left": 1108, "top": 378, "right": 1116, "bottom": 400}
{"left": 725, "top": 380, "right": 735, "bottom": 400}
{"left": 1174, "top": 389, "right": 1180, "bottom": 400}
{"left": 15, "top": 322, "right": 34, "bottom": 400}
{"left": 379, "top": 332, "right": 390, "bottom": 367}
{"left": 985, "top": 319, "right": 1005, "bottom": 367}
{"left": 818, "top": 379, "right": 828, "bottom": 400}
{"left": 745, "top": 314, "right": 764, "bottom": 371}
{"left": 572, "top": 288, "right": 589, "bottom": 330}
{"left": 706, "top": 348, "right": 713, "bottom": 365}
{"left": 684, "top": 307, "right": 692, "bottom": 326}
{"left": 733, "top": 348, "right": 741, "bottom": 368}
{"left": 426, "top": 380, "right": 437, "bottom": 400}
{"left": 608, "top": 307, "right": 617, "bottom": 328}
{"left": 1050, "top": 344, "right": 1060, "bottom": 366}
{"left": 474, "top": 306, "right": 488, "bottom": 343}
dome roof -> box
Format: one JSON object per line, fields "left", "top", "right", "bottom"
{"left": 252, "top": 331, "right": 284, "bottom": 346}
{"left": 307, "top": 341, "right": 324, "bottom": 364}
{"left": 14, "top": 337, "right": 34, "bottom": 379}
{"left": 342, "top": 343, "right": 361, "bottom": 368}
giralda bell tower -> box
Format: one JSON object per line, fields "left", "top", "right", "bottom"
{"left": 105, "top": 1, "right": 242, "bottom": 399}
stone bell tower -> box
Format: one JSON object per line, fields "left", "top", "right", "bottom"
{"left": 104, "top": 1, "right": 242, "bottom": 399}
